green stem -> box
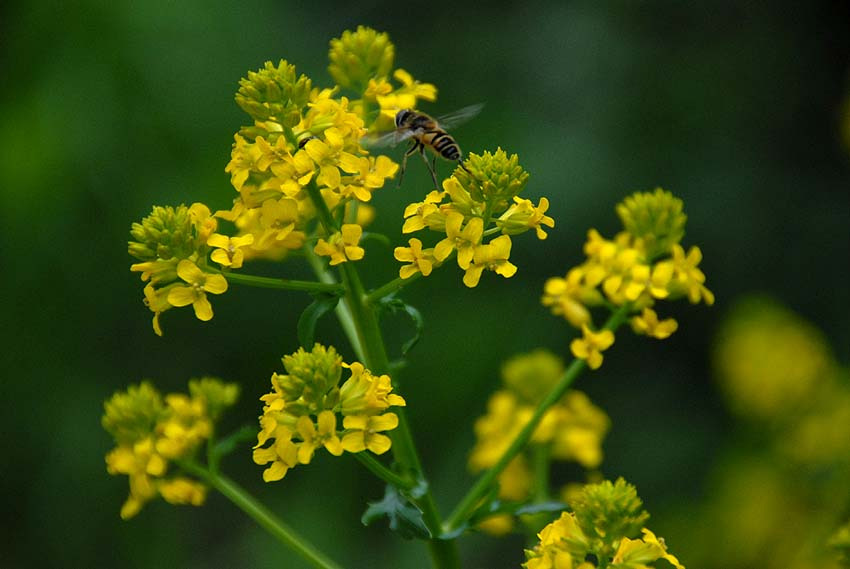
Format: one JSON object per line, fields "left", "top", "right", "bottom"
{"left": 353, "top": 452, "right": 417, "bottom": 491}
{"left": 218, "top": 271, "right": 345, "bottom": 294}
{"left": 366, "top": 272, "right": 423, "bottom": 304}
{"left": 531, "top": 443, "right": 550, "bottom": 504}
{"left": 305, "top": 247, "right": 366, "bottom": 362}
{"left": 180, "top": 461, "right": 343, "bottom": 569}
{"left": 442, "top": 304, "right": 631, "bottom": 534}
{"left": 305, "top": 183, "right": 460, "bottom": 569}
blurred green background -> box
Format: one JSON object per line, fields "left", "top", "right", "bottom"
{"left": 2, "top": 1, "right": 848, "bottom": 568}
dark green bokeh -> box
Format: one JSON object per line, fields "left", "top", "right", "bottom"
{"left": 1, "top": 2, "right": 848, "bottom": 568}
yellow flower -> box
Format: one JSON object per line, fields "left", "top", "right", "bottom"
{"left": 668, "top": 244, "right": 714, "bottom": 305}
{"left": 338, "top": 154, "right": 398, "bottom": 201}
{"left": 612, "top": 528, "right": 685, "bottom": 569}
{"left": 155, "top": 393, "right": 211, "bottom": 459}
{"left": 542, "top": 269, "right": 593, "bottom": 329}
{"left": 523, "top": 512, "right": 591, "bottom": 569}
{"left": 339, "top": 362, "right": 406, "bottom": 415}
{"left": 158, "top": 478, "right": 207, "bottom": 506}
{"left": 303, "top": 128, "right": 358, "bottom": 191}
{"left": 497, "top": 196, "right": 555, "bottom": 239}
{"left": 570, "top": 325, "right": 615, "bottom": 370}
{"left": 253, "top": 426, "right": 299, "bottom": 482}
{"left": 208, "top": 233, "right": 254, "bottom": 268}
{"left": 402, "top": 190, "right": 445, "bottom": 233}
{"left": 463, "top": 235, "right": 517, "bottom": 288}
{"left": 376, "top": 68, "right": 437, "bottom": 116}
{"left": 631, "top": 307, "right": 678, "bottom": 339}
{"left": 434, "top": 212, "right": 484, "bottom": 269}
{"left": 394, "top": 238, "right": 435, "bottom": 279}
{"left": 166, "top": 260, "right": 228, "bottom": 321}
{"left": 313, "top": 224, "right": 365, "bottom": 265}
{"left": 341, "top": 413, "right": 399, "bottom": 454}
{"left": 295, "top": 411, "right": 343, "bottom": 464}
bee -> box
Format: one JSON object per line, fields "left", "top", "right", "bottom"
{"left": 364, "top": 103, "right": 484, "bottom": 187}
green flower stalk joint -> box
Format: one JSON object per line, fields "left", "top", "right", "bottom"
{"left": 113, "top": 24, "right": 714, "bottom": 569}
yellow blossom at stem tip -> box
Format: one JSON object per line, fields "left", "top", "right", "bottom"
{"left": 570, "top": 325, "right": 615, "bottom": 370}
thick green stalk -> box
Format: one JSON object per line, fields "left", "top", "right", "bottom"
{"left": 303, "top": 183, "right": 460, "bottom": 569}
{"left": 180, "top": 461, "right": 343, "bottom": 569}
{"left": 442, "top": 304, "right": 631, "bottom": 534}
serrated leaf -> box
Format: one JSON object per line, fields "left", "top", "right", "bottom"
{"left": 362, "top": 485, "right": 432, "bottom": 540}
{"left": 297, "top": 293, "right": 339, "bottom": 348}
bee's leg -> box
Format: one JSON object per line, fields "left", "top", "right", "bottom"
{"left": 398, "top": 141, "right": 418, "bottom": 188}
{"left": 458, "top": 158, "right": 471, "bottom": 173}
{"left": 419, "top": 147, "right": 439, "bottom": 188}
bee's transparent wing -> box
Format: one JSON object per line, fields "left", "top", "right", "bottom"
{"left": 362, "top": 127, "right": 417, "bottom": 149}
{"left": 434, "top": 103, "right": 485, "bottom": 130}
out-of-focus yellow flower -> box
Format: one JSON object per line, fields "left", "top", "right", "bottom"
{"left": 631, "top": 307, "right": 678, "bottom": 340}
{"left": 570, "top": 325, "right": 615, "bottom": 370}
{"left": 103, "top": 379, "right": 237, "bottom": 519}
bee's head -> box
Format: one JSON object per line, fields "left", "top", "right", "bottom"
{"left": 395, "top": 109, "right": 413, "bottom": 128}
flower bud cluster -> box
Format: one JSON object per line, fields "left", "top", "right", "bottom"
{"left": 129, "top": 203, "right": 229, "bottom": 335}
{"left": 468, "top": 350, "right": 609, "bottom": 534}
{"left": 253, "top": 344, "right": 406, "bottom": 482}
{"left": 543, "top": 189, "right": 713, "bottom": 369}
{"left": 524, "top": 479, "right": 684, "bottom": 569}
{"left": 396, "top": 148, "right": 554, "bottom": 287}
{"left": 102, "top": 378, "right": 238, "bottom": 519}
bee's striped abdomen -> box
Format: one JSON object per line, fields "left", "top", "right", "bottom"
{"left": 421, "top": 129, "right": 462, "bottom": 161}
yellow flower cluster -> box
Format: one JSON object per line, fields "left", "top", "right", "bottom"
{"left": 395, "top": 148, "right": 554, "bottom": 287}
{"left": 102, "top": 378, "right": 239, "bottom": 519}
{"left": 129, "top": 203, "right": 231, "bottom": 335}
{"left": 543, "top": 189, "right": 712, "bottom": 369}
{"left": 524, "top": 479, "right": 684, "bottom": 569}
{"left": 468, "top": 350, "right": 609, "bottom": 534}
{"left": 129, "top": 28, "right": 443, "bottom": 334}
{"left": 253, "top": 344, "right": 406, "bottom": 482}
{"left": 219, "top": 27, "right": 436, "bottom": 265}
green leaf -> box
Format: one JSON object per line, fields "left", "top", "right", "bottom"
{"left": 376, "top": 298, "right": 425, "bottom": 356}
{"left": 362, "top": 485, "right": 432, "bottom": 540}
{"left": 399, "top": 303, "right": 424, "bottom": 355}
{"left": 297, "top": 293, "right": 339, "bottom": 348}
